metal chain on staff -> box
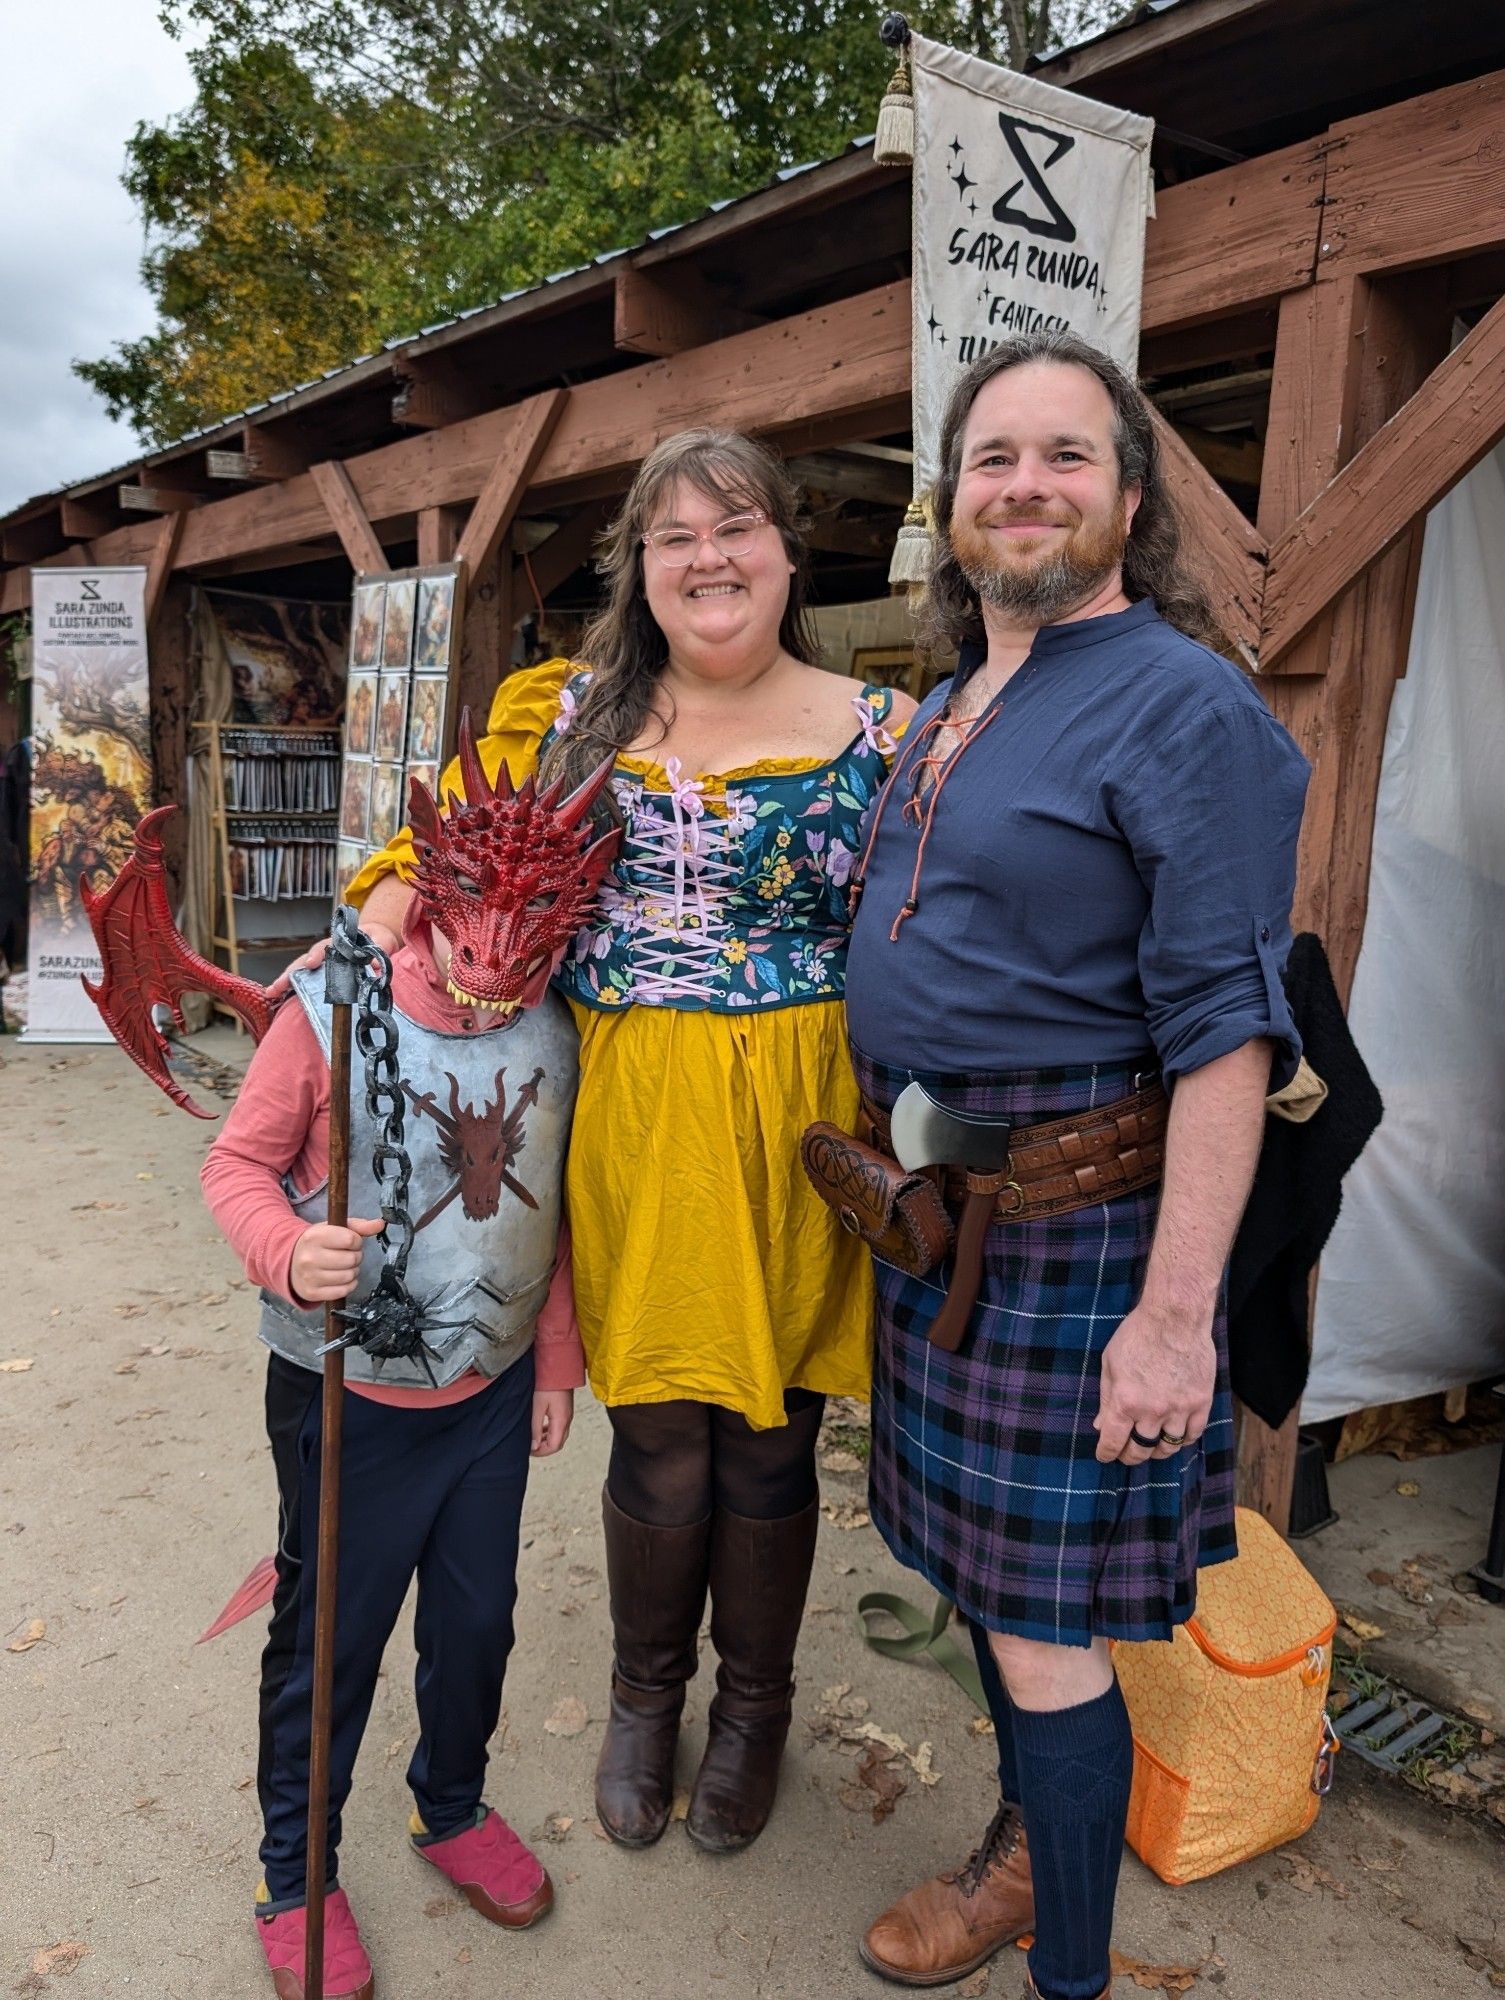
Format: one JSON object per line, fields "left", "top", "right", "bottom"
{"left": 351, "top": 938, "right": 416, "bottom": 1281}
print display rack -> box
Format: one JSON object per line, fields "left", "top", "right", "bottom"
{"left": 195, "top": 720, "right": 342, "bottom": 1010}
{"left": 336, "top": 561, "right": 464, "bottom": 895}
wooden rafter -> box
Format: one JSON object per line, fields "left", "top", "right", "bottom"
{"left": 513, "top": 499, "right": 612, "bottom": 609}
{"left": 309, "top": 459, "right": 388, "bottom": 574}
{"left": 144, "top": 511, "right": 187, "bottom": 627}
{"left": 1151, "top": 413, "right": 1268, "bottom": 664}
{"left": 1261, "top": 293, "right": 1505, "bottom": 664}
{"left": 454, "top": 389, "right": 569, "bottom": 601}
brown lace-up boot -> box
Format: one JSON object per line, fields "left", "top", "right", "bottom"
{"left": 593, "top": 1490, "right": 711, "bottom": 1848}
{"left": 684, "top": 1500, "right": 818, "bottom": 1852}
{"left": 858, "top": 1800, "right": 1034, "bottom": 1986}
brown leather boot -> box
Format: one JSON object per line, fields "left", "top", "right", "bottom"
{"left": 684, "top": 1501, "right": 818, "bottom": 1853}
{"left": 594, "top": 1491, "right": 710, "bottom": 1848}
{"left": 859, "top": 1801, "right": 1034, "bottom": 1986}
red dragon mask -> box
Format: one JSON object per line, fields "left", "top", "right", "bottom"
{"left": 408, "top": 707, "right": 618, "bottom": 1016}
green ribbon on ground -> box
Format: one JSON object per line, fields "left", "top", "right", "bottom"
{"left": 855, "top": 1587, "right": 987, "bottom": 1711}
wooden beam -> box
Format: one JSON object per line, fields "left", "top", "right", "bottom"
{"left": 1261, "top": 292, "right": 1505, "bottom": 665}
{"left": 454, "top": 389, "right": 569, "bottom": 598}
{"left": 1151, "top": 412, "right": 1267, "bottom": 664}
{"left": 613, "top": 266, "right": 760, "bottom": 358}
{"left": 417, "top": 504, "right": 465, "bottom": 568}
{"left": 4, "top": 283, "right": 913, "bottom": 613}
{"left": 2, "top": 511, "right": 63, "bottom": 564}
{"left": 310, "top": 459, "right": 389, "bottom": 575}
{"left": 240, "top": 423, "right": 311, "bottom": 481}
{"left": 512, "top": 499, "right": 611, "bottom": 606}
{"left": 787, "top": 452, "right": 913, "bottom": 509}
{"left": 1320, "top": 69, "right": 1505, "bottom": 279}
{"left": 1141, "top": 137, "right": 1326, "bottom": 335}
{"left": 143, "top": 511, "right": 187, "bottom": 627}
{"left": 1142, "top": 307, "right": 1279, "bottom": 378}
{"left": 146, "top": 578, "right": 194, "bottom": 904}
{"left": 1169, "top": 423, "right": 1263, "bottom": 490}
{"left": 119, "top": 483, "right": 200, "bottom": 514}
{"left": 392, "top": 357, "right": 490, "bottom": 432}
{"left": 60, "top": 497, "right": 118, "bottom": 539}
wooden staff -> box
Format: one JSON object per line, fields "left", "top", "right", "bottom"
{"left": 305, "top": 920, "right": 360, "bottom": 2000}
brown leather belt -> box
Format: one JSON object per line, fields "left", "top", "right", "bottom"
{"left": 857, "top": 1080, "right": 1169, "bottom": 1226}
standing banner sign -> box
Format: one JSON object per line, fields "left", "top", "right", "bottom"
{"left": 897, "top": 35, "right": 1154, "bottom": 574}
{"left": 25, "top": 566, "right": 154, "bottom": 1041}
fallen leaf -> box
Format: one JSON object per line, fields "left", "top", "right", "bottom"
{"left": 1109, "top": 1948, "right": 1204, "bottom": 1993}
{"left": 137, "top": 1342, "right": 170, "bottom": 1357}
{"left": 424, "top": 1892, "right": 464, "bottom": 1917}
{"left": 1462, "top": 1700, "right": 1496, "bottom": 1723}
{"left": 822, "top": 1500, "right": 870, "bottom": 1531}
{"left": 854, "top": 1744, "right": 907, "bottom": 1822}
{"left": 543, "top": 1695, "right": 589, "bottom": 1737}
{"left": 1424, "top": 1768, "right": 1484, "bottom": 1807}
{"left": 8, "top": 1618, "right": 45, "bottom": 1652}
{"left": 908, "top": 1740, "right": 939, "bottom": 1787}
{"left": 113, "top": 1361, "right": 138, "bottom": 1376}
{"left": 30, "top": 1941, "right": 90, "bottom": 1976}
{"left": 820, "top": 1448, "right": 864, "bottom": 1475}
{"left": 1365, "top": 1569, "right": 1394, "bottom": 1587}
{"left": 72, "top": 1198, "right": 126, "bottom": 1210}
{"left": 969, "top": 1716, "right": 996, "bottom": 1737}
{"left": 537, "top": 1812, "right": 573, "bottom": 1842}
{"left": 1433, "top": 1600, "right": 1472, "bottom": 1628}
{"left": 455, "top": 1946, "right": 472, "bottom": 1965}
{"left": 1277, "top": 1849, "right": 1348, "bottom": 1898}
{"left": 0, "top": 1357, "right": 35, "bottom": 1372}
{"left": 114, "top": 1303, "right": 148, "bottom": 1319}
{"left": 1339, "top": 1610, "right": 1385, "bottom": 1642}
{"left": 1395, "top": 1479, "right": 1420, "bottom": 1497}
{"left": 959, "top": 1969, "right": 991, "bottom": 1996}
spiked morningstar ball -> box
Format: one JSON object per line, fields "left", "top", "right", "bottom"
{"left": 408, "top": 708, "right": 619, "bottom": 1015}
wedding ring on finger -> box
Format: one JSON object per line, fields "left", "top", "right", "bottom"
{"left": 1160, "top": 1430, "right": 1188, "bottom": 1446}
{"left": 1128, "top": 1426, "right": 1160, "bottom": 1450}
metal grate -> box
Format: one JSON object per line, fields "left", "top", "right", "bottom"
{"left": 1334, "top": 1693, "right": 1454, "bottom": 1772}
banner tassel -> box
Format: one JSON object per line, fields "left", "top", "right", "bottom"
{"left": 874, "top": 14, "right": 914, "bottom": 167}
{"left": 888, "top": 494, "right": 931, "bottom": 589}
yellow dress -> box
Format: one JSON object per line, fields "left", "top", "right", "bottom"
{"left": 347, "top": 659, "right": 898, "bottom": 1430}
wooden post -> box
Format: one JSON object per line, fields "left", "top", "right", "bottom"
{"left": 1239, "top": 270, "right": 1453, "bottom": 1530}
{"left": 146, "top": 579, "right": 194, "bottom": 908}
{"left": 455, "top": 544, "right": 511, "bottom": 739}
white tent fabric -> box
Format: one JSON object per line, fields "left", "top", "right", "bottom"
{"left": 1303, "top": 439, "right": 1505, "bottom": 1421}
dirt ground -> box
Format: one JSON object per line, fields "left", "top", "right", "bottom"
{"left": 3, "top": 1030, "right": 1502, "bottom": 1998}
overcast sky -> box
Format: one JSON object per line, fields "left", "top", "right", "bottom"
{"left": 0, "top": 1, "right": 199, "bottom": 514}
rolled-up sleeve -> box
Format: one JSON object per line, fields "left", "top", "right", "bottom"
{"left": 1113, "top": 698, "right": 1309, "bottom": 1087}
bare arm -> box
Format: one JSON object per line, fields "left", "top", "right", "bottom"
{"left": 1093, "top": 1038, "right": 1271, "bottom": 1466}
{"left": 356, "top": 869, "right": 416, "bottom": 951}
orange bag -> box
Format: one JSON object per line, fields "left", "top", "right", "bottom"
{"left": 1112, "top": 1507, "right": 1338, "bottom": 1884}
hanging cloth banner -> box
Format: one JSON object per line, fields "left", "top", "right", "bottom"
{"left": 24, "top": 566, "right": 153, "bottom": 1041}
{"left": 895, "top": 34, "right": 1155, "bottom": 580}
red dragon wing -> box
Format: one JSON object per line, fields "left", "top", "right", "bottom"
{"left": 79, "top": 804, "right": 275, "bottom": 1119}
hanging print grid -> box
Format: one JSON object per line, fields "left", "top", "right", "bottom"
{"left": 337, "top": 563, "right": 462, "bottom": 892}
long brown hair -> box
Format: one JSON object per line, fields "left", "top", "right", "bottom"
{"left": 537, "top": 429, "right": 818, "bottom": 808}
{"left": 920, "top": 330, "right": 1223, "bottom": 656}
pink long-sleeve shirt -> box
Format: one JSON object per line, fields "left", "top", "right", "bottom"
{"left": 201, "top": 914, "right": 585, "bottom": 1408}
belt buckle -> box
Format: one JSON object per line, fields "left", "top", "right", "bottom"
{"left": 994, "top": 1160, "right": 1027, "bottom": 1219}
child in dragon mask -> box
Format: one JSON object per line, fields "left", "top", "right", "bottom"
{"left": 202, "top": 718, "right": 618, "bottom": 2000}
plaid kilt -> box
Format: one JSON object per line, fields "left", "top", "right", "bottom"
{"left": 852, "top": 1048, "right": 1237, "bottom": 1648}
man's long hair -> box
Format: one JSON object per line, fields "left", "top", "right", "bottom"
{"left": 536, "top": 429, "right": 818, "bottom": 811}
{"left": 921, "top": 331, "right": 1224, "bottom": 655}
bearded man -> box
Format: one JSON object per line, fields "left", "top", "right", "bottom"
{"left": 843, "top": 333, "right": 1309, "bottom": 2000}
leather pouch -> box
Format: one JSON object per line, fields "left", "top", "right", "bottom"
{"left": 799, "top": 1121, "right": 954, "bottom": 1277}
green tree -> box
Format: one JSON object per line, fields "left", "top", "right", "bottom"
{"left": 78, "top": 0, "right": 1130, "bottom": 444}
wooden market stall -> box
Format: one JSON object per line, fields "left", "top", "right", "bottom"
{"left": 4, "top": 0, "right": 1504, "bottom": 1530}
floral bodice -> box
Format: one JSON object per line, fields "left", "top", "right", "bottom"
{"left": 548, "top": 680, "right": 899, "bottom": 1013}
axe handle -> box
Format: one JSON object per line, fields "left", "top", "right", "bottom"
{"left": 305, "top": 1001, "right": 352, "bottom": 2000}
{"left": 927, "top": 1182, "right": 997, "bottom": 1354}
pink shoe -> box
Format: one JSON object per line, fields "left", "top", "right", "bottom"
{"left": 254, "top": 1884, "right": 374, "bottom": 2000}
{"left": 411, "top": 1807, "right": 554, "bottom": 1929}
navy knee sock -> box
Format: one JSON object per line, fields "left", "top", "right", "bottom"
{"left": 967, "top": 1619, "right": 1021, "bottom": 1803}
{"left": 1010, "top": 1679, "right": 1133, "bottom": 2000}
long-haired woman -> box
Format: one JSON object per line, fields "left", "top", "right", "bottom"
{"left": 349, "top": 428, "right": 914, "bottom": 1853}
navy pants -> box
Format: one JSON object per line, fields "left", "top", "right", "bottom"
{"left": 257, "top": 1348, "right": 534, "bottom": 1904}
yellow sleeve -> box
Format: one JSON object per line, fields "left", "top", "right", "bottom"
{"left": 344, "top": 657, "right": 578, "bottom": 906}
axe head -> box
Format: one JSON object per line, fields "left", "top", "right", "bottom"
{"left": 889, "top": 1081, "right": 1013, "bottom": 1174}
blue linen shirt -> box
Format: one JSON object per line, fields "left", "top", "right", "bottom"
{"left": 844, "top": 599, "right": 1309, "bottom": 1085}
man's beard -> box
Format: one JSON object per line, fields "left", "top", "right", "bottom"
{"left": 949, "top": 505, "right": 1129, "bottom": 623}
